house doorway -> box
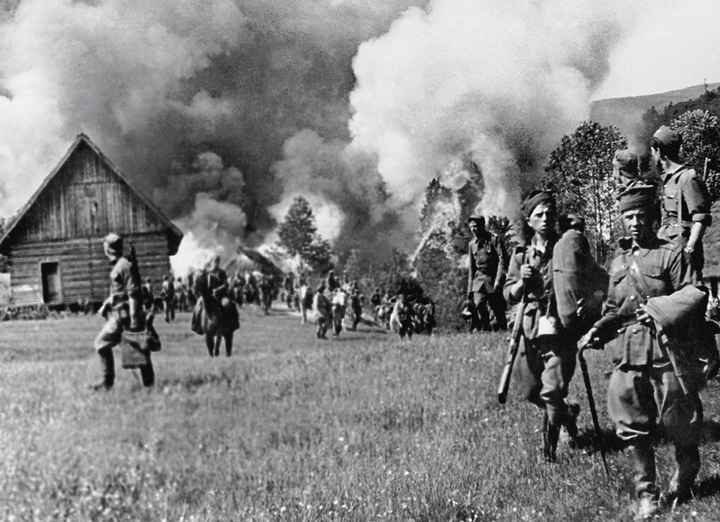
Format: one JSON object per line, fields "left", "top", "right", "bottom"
{"left": 41, "top": 262, "right": 61, "bottom": 304}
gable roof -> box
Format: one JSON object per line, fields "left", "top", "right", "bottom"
{"left": 0, "top": 133, "right": 183, "bottom": 252}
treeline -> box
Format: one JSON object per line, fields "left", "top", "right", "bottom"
{"left": 275, "top": 86, "right": 720, "bottom": 331}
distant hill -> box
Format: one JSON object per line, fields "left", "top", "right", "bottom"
{"left": 590, "top": 82, "right": 720, "bottom": 143}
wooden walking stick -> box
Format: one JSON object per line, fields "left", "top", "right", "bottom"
{"left": 578, "top": 343, "right": 610, "bottom": 477}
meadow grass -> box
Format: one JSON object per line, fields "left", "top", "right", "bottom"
{"left": 2, "top": 306, "right": 720, "bottom": 521}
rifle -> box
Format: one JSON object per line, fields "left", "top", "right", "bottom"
{"left": 578, "top": 341, "right": 610, "bottom": 477}
{"left": 497, "top": 288, "right": 526, "bottom": 404}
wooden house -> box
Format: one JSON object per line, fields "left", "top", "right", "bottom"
{"left": 0, "top": 134, "right": 183, "bottom": 307}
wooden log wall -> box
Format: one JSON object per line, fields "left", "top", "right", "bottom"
{"left": 15, "top": 142, "right": 167, "bottom": 243}
{"left": 9, "top": 233, "right": 173, "bottom": 306}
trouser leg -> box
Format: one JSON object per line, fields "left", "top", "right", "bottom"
{"left": 205, "top": 334, "right": 215, "bottom": 356}
{"left": 140, "top": 358, "right": 155, "bottom": 387}
{"left": 97, "top": 347, "right": 115, "bottom": 389}
{"left": 224, "top": 332, "right": 233, "bottom": 357}
{"left": 93, "top": 317, "right": 121, "bottom": 390}
{"left": 630, "top": 440, "right": 659, "bottom": 500}
{"left": 488, "top": 291, "right": 507, "bottom": 331}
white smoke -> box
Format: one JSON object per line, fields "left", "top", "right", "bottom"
{"left": 348, "top": 0, "right": 637, "bottom": 221}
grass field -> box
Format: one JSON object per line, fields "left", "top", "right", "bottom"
{"left": 3, "top": 304, "right": 720, "bottom": 521}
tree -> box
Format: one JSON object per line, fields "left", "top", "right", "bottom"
{"left": 541, "top": 121, "right": 626, "bottom": 264}
{"left": 671, "top": 110, "right": 720, "bottom": 201}
{"left": 276, "top": 196, "right": 333, "bottom": 273}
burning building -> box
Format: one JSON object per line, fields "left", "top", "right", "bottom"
{"left": 0, "top": 134, "right": 183, "bottom": 307}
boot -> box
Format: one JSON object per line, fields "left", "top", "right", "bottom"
{"left": 542, "top": 412, "right": 560, "bottom": 463}
{"left": 562, "top": 400, "right": 581, "bottom": 445}
{"left": 90, "top": 349, "right": 115, "bottom": 390}
{"left": 666, "top": 445, "right": 700, "bottom": 506}
{"left": 633, "top": 495, "right": 661, "bottom": 521}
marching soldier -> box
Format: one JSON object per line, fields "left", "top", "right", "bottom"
{"left": 652, "top": 125, "right": 712, "bottom": 278}
{"left": 92, "top": 233, "right": 155, "bottom": 391}
{"left": 503, "top": 190, "right": 579, "bottom": 462}
{"left": 583, "top": 183, "right": 711, "bottom": 520}
{"left": 466, "top": 214, "right": 508, "bottom": 331}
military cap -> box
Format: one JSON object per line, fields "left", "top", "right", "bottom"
{"left": 618, "top": 183, "right": 656, "bottom": 213}
{"left": 612, "top": 149, "right": 639, "bottom": 179}
{"left": 521, "top": 190, "right": 555, "bottom": 219}
{"left": 558, "top": 213, "right": 585, "bottom": 233}
{"left": 102, "top": 233, "right": 123, "bottom": 256}
{"left": 466, "top": 213, "right": 485, "bottom": 224}
{"left": 653, "top": 125, "right": 682, "bottom": 148}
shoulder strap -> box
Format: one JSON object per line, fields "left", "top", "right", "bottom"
{"left": 621, "top": 252, "right": 653, "bottom": 302}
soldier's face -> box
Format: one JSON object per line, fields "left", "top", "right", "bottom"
{"left": 468, "top": 219, "right": 484, "bottom": 237}
{"left": 621, "top": 209, "right": 651, "bottom": 240}
{"left": 527, "top": 203, "right": 556, "bottom": 236}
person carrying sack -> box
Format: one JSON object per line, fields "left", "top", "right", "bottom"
{"left": 582, "top": 184, "right": 709, "bottom": 520}
{"left": 91, "top": 233, "right": 158, "bottom": 391}
{"left": 503, "top": 190, "right": 580, "bottom": 463}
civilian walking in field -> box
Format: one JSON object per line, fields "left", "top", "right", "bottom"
{"left": 314, "top": 284, "right": 332, "bottom": 339}
{"left": 161, "top": 274, "right": 175, "bottom": 323}
{"left": 466, "top": 214, "right": 508, "bottom": 332}
{"left": 582, "top": 184, "right": 713, "bottom": 520}
{"left": 191, "top": 255, "right": 239, "bottom": 357}
{"left": 503, "top": 190, "right": 579, "bottom": 462}
{"left": 92, "top": 233, "right": 155, "bottom": 390}
{"left": 652, "top": 125, "right": 712, "bottom": 279}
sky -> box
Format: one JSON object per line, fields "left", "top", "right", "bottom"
{"left": 0, "top": 0, "right": 719, "bottom": 272}
{"left": 595, "top": 0, "right": 720, "bottom": 99}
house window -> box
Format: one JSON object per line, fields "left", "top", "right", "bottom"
{"left": 41, "top": 262, "right": 61, "bottom": 304}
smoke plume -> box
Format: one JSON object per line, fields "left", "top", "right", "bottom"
{"left": 0, "top": 0, "right": 659, "bottom": 271}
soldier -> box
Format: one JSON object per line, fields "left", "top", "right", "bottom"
{"left": 350, "top": 288, "right": 363, "bottom": 331}
{"left": 467, "top": 214, "right": 508, "bottom": 331}
{"left": 326, "top": 269, "right": 341, "bottom": 293}
{"left": 174, "top": 277, "right": 187, "bottom": 312}
{"left": 92, "top": 233, "right": 155, "bottom": 391}
{"left": 503, "top": 190, "right": 579, "bottom": 462}
{"left": 552, "top": 214, "right": 608, "bottom": 341}
{"left": 142, "top": 276, "right": 154, "bottom": 312}
{"left": 612, "top": 149, "right": 641, "bottom": 190}
{"left": 314, "top": 284, "right": 332, "bottom": 339}
{"left": 370, "top": 287, "right": 382, "bottom": 322}
{"left": 582, "top": 184, "right": 710, "bottom": 520}
{"left": 652, "top": 125, "right": 712, "bottom": 278}
{"left": 160, "top": 274, "right": 175, "bottom": 323}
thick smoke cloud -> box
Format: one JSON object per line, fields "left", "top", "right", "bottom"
{"left": 0, "top": 0, "right": 657, "bottom": 270}
{"left": 348, "top": 0, "right": 634, "bottom": 222}
{"left": 0, "top": 0, "right": 425, "bottom": 259}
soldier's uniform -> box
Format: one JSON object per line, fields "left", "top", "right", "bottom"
{"left": 503, "top": 191, "right": 578, "bottom": 461}
{"left": 658, "top": 165, "right": 711, "bottom": 273}
{"left": 467, "top": 221, "right": 508, "bottom": 331}
{"left": 93, "top": 234, "right": 155, "bottom": 390}
{"left": 653, "top": 126, "right": 712, "bottom": 277}
{"left": 314, "top": 286, "right": 332, "bottom": 339}
{"left": 161, "top": 276, "right": 175, "bottom": 323}
{"left": 591, "top": 184, "right": 707, "bottom": 516}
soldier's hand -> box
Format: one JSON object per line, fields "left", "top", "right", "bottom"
{"left": 636, "top": 305, "right": 651, "bottom": 326}
{"left": 519, "top": 264, "right": 534, "bottom": 280}
{"left": 579, "top": 328, "right": 602, "bottom": 350}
